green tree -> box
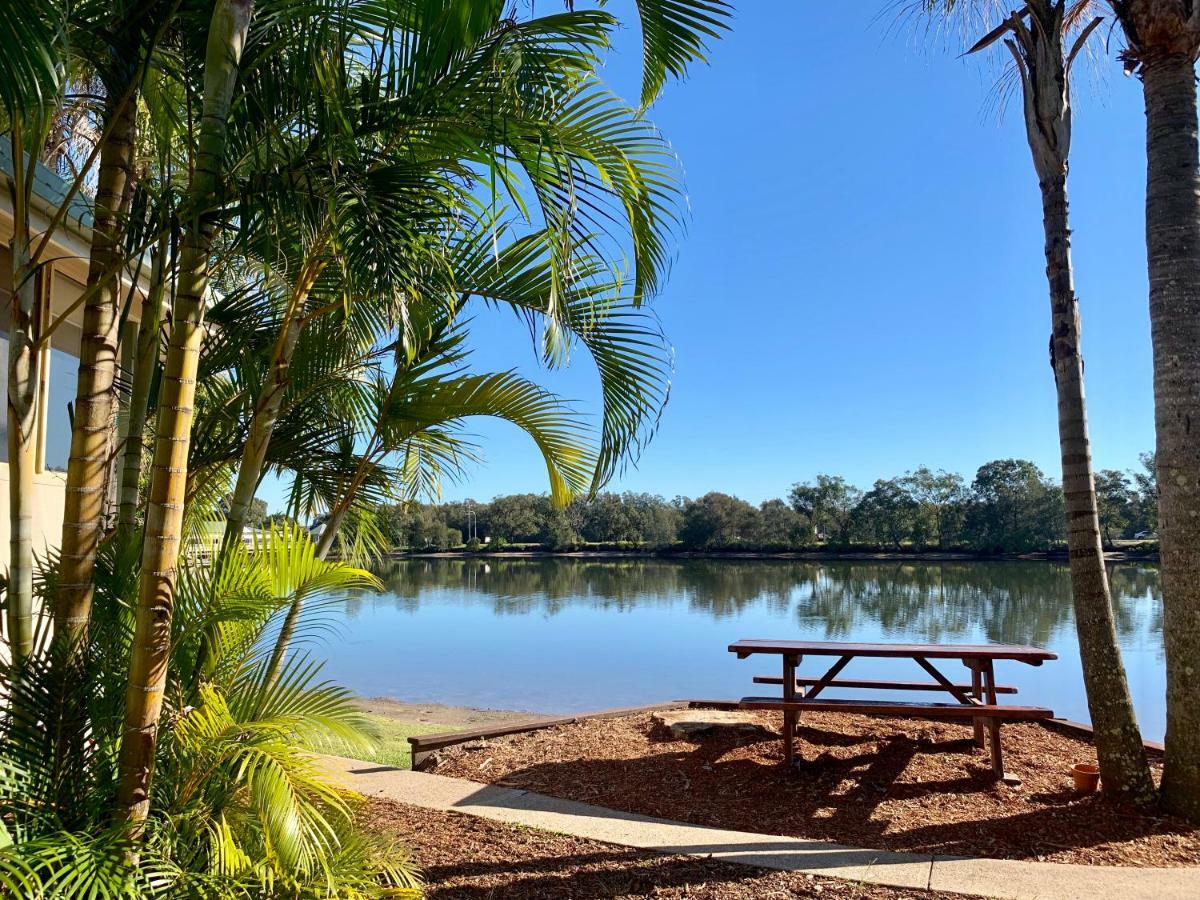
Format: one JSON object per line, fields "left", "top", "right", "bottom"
{"left": 757, "top": 498, "right": 806, "bottom": 547}
{"left": 1095, "top": 469, "right": 1135, "bottom": 545}
{"left": 964, "top": 459, "right": 1063, "bottom": 552}
{"left": 900, "top": 466, "right": 966, "bottom": 548}
{"left": 488, "top": 494, "right": 547, "bottom": 544}
{"left": 788, "top": 475, "right": 862, "bottom": 544}
{"left": 852, "top": 478, "right": 919, "bottom": 548}
{"left": 578, "top": 492, "right": 640, "bottom": 542}
{"left": 679, "top": 492, "right": 759, "bottom": 548}
{"left": 1130, "top": 451, "right": 1158, "bottom": 537}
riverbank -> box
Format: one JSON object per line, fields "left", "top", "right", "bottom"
{"left": 395, "top": 547, "right": 1159, "bottom": 563}
{"left": 351, "top": 698, "right": 557, "bottom": 769}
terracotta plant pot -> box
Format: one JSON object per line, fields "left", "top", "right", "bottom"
{"left": 1071, "top": 763, "right": 1101, "bottom": 794}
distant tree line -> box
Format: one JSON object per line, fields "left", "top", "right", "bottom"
{"left": 372, "top": 454, "right": 1158, "bottom": 554}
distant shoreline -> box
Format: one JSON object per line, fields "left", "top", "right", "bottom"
{"left": 389, "top": 547, "right": 1160, "bottom": 564}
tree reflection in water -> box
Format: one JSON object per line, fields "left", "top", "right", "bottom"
{"left": 358, "top": 557, "right": 1161, "bottom": 653}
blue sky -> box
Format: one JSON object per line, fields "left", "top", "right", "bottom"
{"left": 264, "top": 3, "right": 1155, "bottom": 511}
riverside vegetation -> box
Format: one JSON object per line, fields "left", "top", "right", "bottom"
{"left": 355, "top": 455, "right": 1159, "bottom": 554}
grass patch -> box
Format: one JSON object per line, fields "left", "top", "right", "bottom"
{"left": 355, "top": 714, "right": 449, "bottom": 769}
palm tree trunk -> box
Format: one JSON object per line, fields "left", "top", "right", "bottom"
{"left": 994, "top": 1, "right": 1156, "bottom": 803}
{"left": 117, "top": 242, "right": 168, "bottom": 537}
{"left": 54, "top": 95, "right": 137, "bottom": 650}
{"left": 6, "top": 139, "right": 41, "bottom": 666}
{"left": 1041, "top": 172, "right": 1156, "bottom": 803}
{"left": 116, "top": 0, "right": 254, "bottom": 830}
{"left": 221, "top": 254, "right": 325, "bottom": 548}
{"left": 1142, "top": 51, "right": 1200, "bottom": 822}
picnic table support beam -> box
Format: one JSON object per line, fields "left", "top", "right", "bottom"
{"left": 983, "top": 660, "right": 1004, "bottom": 778}
{"left": 969, "top": 663, "right": 985, "bottom": 748}
{"left": 802, "top": 655, "right": 852, "bottom": 700}
{"left": 782, "top": 653, "right": 799, "bottom": 767}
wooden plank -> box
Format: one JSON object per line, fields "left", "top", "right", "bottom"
{"left": 913, "top": 655, "right": 979, "bottom": 706}
{"left": 737, "top": 696, "right": 1053, "bottom": 721}
{"left": 752, "top": 676, "right": 1018, "bottom": 694}
{"left": 802, "top": 654, "right": 852, "bottom": 700}
{"left": 1045, "top": 718, "right": 1165, "bottom": 754}
{"left": 730, "top": 639, "right": 1056, "bottom": 664}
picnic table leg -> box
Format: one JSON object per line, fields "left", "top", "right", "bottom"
{"left": 983, "top": 661, "right": 1004, "bottom": 778}
{"left": 969, "top": 662, "right": 985, "bottom": 748}
{"left": 782, "top": 653, "right": 798, "bottom": 768}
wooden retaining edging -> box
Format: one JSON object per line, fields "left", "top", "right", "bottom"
{"left": 408, "top": 701, "right": 694, "bottom": 768}
{"left": 1046, "top": 717, "right": 1165, "bottom": 755}
{"left": 406, "top": 700, "right": 1166, "bottom": 768}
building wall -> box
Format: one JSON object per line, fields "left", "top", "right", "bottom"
{"left": 1, "top": 182, "right": 148, "bottom": 578}
{"left": 0, "top": 467, "right": 66, "bottom": 570}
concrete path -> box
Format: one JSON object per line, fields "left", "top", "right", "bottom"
{"left": 322, "top": 756, "right": 1199, "bottom": 899}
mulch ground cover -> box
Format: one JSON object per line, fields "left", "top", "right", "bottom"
{"left": 365, "top": 797, "right": 961, "bottom": 899}
{"left": 430, "top": 710, "right": 1200, "bottom": 867}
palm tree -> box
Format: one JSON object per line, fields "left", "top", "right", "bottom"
{"left": 215, "top": 3, "right": 697, "bottom": 548}
{"left": 49, "top": 0, "right": 179, "bottom": 653}
{"left": 265, "top": 329, "right": 598, "bottom": 686}
{"left": 1105, "top": 0, "right": 1200, "bottom": 823}
{"left": 117, "top": 0, "right": 725, "bottom": 834}
{"left": 1, "top": 2, "right": 70, "bottom": 669}
{"left": 117, "top": 0, "right": 257, "bottom": 831}
{"left": 940, "top": 0, "right": 1155, "bottom": 803}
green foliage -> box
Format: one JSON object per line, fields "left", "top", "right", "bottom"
{"left": 0, "top": 528, "right": 418, "bottom": 898}
{"left": 376, "top": 453, "right": 1158, "bottom": 555}
{"left": 678, "top": 492, "right": 758, "bottom": 548}
{"left": 788, "top": 475, "right": 862, "bottom": 545}
{"left": 963, "top": 459, "right": 1064, "bottom": 553}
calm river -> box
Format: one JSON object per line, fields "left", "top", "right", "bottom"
{"left": 325, "top": 558, "right": 1166, "bottom": 740}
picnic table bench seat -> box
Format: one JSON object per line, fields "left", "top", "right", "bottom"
{"left": 738, "top": 696, "right": 1053, "bottom": 720}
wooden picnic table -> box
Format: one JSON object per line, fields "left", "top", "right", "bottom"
{"left": 729, "top": 639, "right": 1057, "bottom": 780}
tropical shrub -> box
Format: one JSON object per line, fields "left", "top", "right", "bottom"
{"left": 0, "top": 527, "right": 421, "bottom": 898}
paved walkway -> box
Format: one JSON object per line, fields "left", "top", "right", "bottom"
{"left": 322, "top": 756, "right": 1199, "bottom": 899}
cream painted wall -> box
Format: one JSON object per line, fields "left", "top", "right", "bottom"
{"left": 0, "top": 466, "right": 67, "bottom": 569}
{"left": 1, "top": 179, "right": 150, "bottom": 577}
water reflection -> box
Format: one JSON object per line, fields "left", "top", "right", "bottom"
{"left": 329, "top": 558, "right": 1164, "bottom": 738}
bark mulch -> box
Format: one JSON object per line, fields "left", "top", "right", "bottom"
{"left": 430, "top": 711, "right": 1200, "bottom": 867}
{"left": 365, "top": 796, "right": 959, "bottom": 899}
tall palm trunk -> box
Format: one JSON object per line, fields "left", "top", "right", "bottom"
{"left": 1000, "top": 1, "right": 1155, "bottom": 802}
{"left": 117, "top": 240, "right": 169, "bottom": 537}
{"left": 6, "top": 133, "right": 41, "bottom": 666}
{"left": 116, "top": 0, "right": 254, "bottom": 830}
{"left": 1141, "top": 49, "right": 1200, "bottom": 822}
{"left": 54, "top": 96, "right": 137, "bottom": 650}
{"left": 1041, "top": 172, "right": 1155, "bottom": 802}
{"left": 221, "top": 251, "right": 326, "bottom": 547}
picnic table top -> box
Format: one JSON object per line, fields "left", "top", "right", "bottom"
{"left": 728, "top": 639, "right": 1057, "bottom": 664}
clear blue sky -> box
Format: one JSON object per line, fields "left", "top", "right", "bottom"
{"left": 266, "top": 2, "right": 1156, "bottom": 511}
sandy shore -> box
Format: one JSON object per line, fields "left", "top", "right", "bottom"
{"left": 352, "top": 696, "right": 557, "bottom": 730}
